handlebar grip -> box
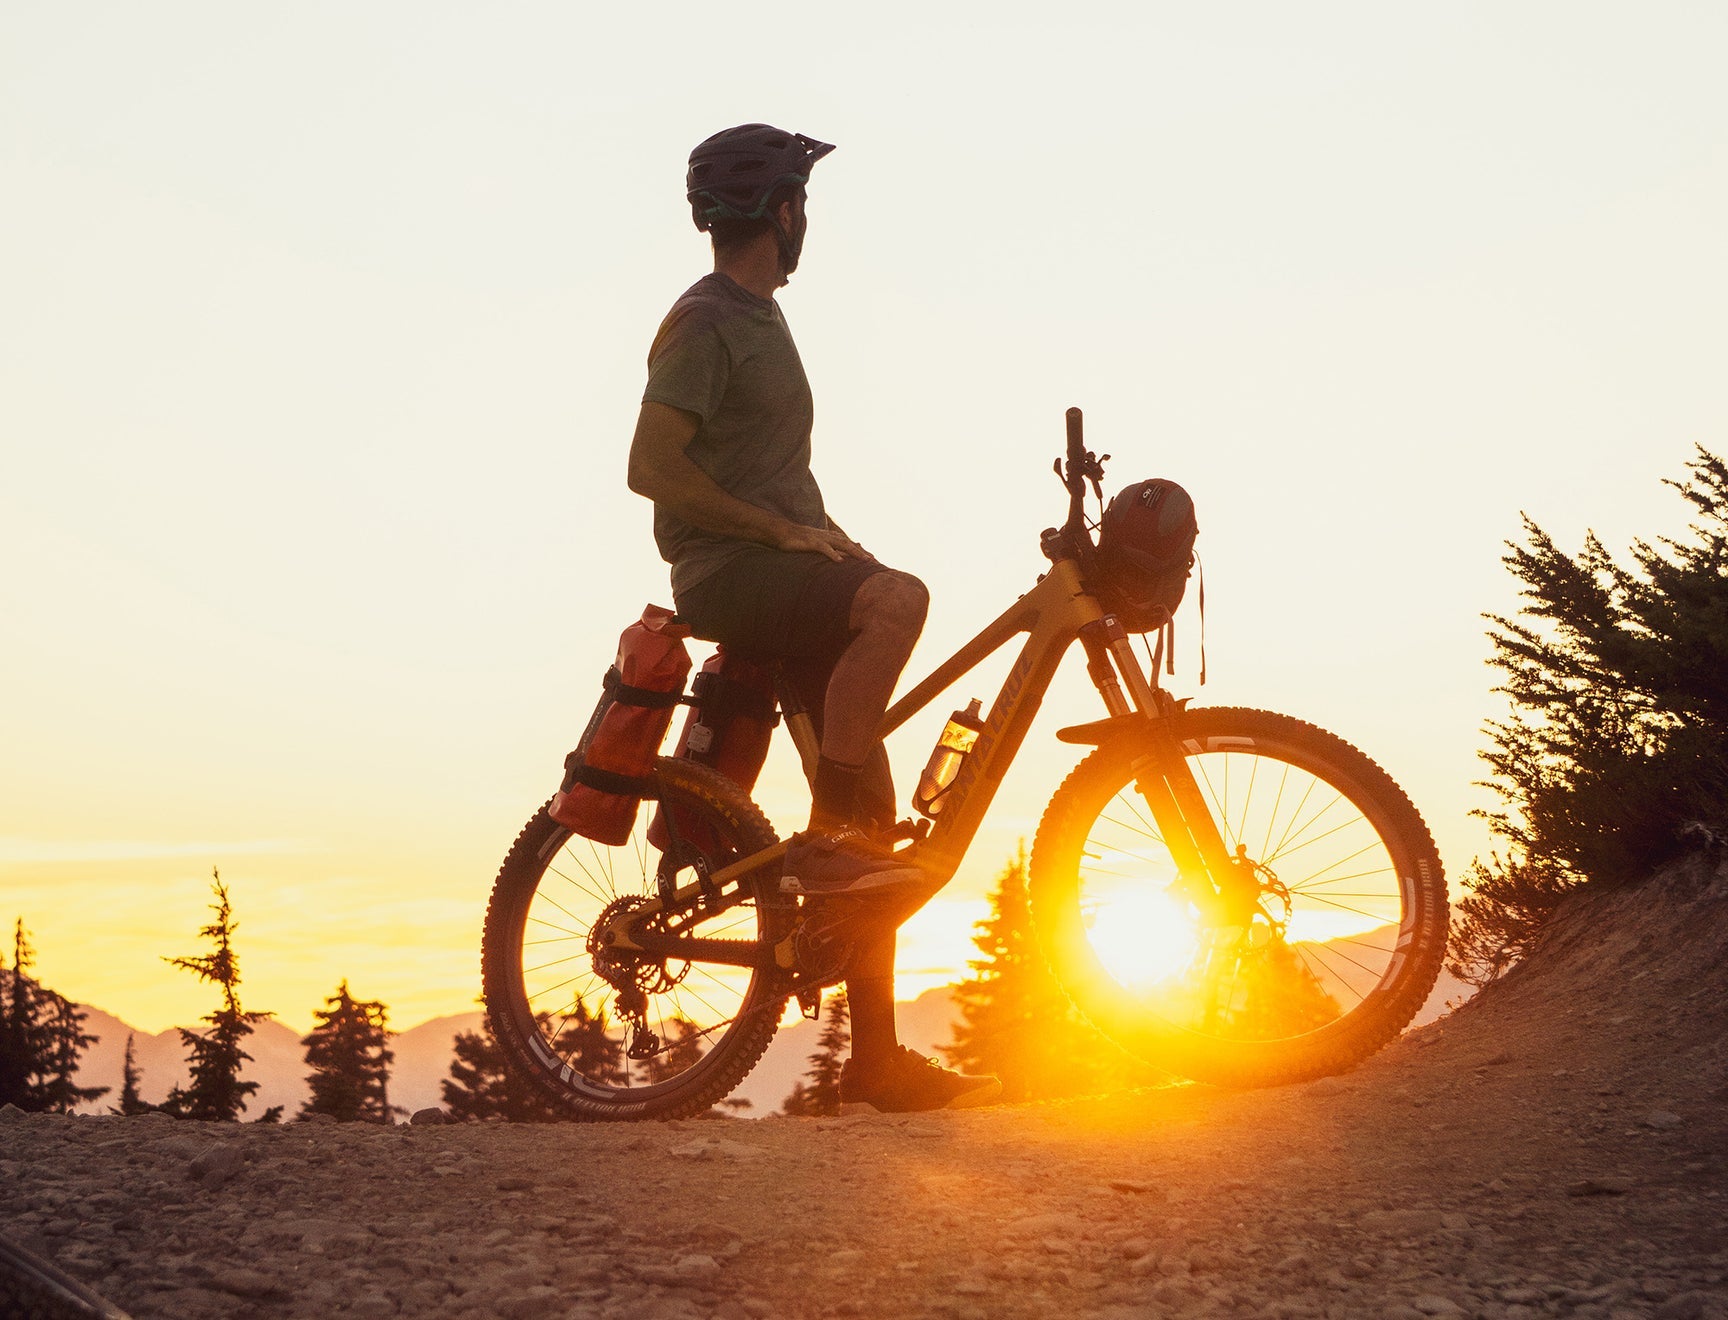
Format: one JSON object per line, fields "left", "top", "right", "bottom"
{"left": 1061, "top": 406, "right": 1088, "bottom": 531}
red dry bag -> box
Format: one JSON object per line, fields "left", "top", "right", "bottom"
{"left": 647, "top": 647, "right": 779, "bottom": 852}
{"left": 549, "top": 605, "right": 692, "bottom": 846}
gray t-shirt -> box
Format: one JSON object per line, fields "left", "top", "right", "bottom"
{"left": 641, "top": 273, "right": 828, "bottom": 596}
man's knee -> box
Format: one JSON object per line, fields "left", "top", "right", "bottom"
{"left": 851, "top": 569, "right": 929, "bottom": 638}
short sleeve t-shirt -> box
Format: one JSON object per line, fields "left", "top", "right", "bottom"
{"left": 642, "top": 273, "right": 827, "bottom": 596}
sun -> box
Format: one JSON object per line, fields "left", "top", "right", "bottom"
{"left": 1082, "top": 882, "right": 1202, "bottom": 991}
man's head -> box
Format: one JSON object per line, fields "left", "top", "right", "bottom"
{"left": 687, "top": 124, "right": 834, "bottom": 277}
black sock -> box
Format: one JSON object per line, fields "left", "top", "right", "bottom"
{"left": 846, "top": 974, "right": 898, "bottom": 1067}
{"left": 810, "top": 755, "right": 865, "bottom": 831}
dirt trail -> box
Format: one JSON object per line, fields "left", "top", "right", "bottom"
{"left": 4, "top": 853, "right": 1726, "bottom": 1320}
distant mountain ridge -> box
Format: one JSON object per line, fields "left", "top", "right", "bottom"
{"left": 65, "top": 994, "right": 958, "bottom": 1120}
{"left": 70, "top": 1006, "right": 485, "bottom": 1119}
{"left": 68, "top": 939, "right": 1466, "bottom": 1118}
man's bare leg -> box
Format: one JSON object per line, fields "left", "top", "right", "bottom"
{"left": 808, "top": 569, "right": 927, "bottom": 830}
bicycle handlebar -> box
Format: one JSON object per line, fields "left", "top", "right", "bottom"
{"left": 1064, "top": 408, "right": 1087, "bottom": 530}
{"left": 1042, "top": 406, "right": 1108, "bottom": 563}
{"left": 1059, "top": 406, "right": 1107, "bottom": 531}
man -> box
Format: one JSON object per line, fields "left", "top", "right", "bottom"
{"left": 626, "top": 124, "right": 999, "bottom": 1114}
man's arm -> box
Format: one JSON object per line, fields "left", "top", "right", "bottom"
{"left": 627, "top": 401, "right": 866, "bottom": 562}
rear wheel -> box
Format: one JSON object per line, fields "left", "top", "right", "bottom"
{"left": 1029, "top": 707, "right": 1447, "bottom": 1087}
{"left": 482, "top": 758, "right": 790, "bottom": 1120}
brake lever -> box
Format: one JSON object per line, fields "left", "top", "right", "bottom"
{"left": 1057, "top": 409, "right": 1111, "bottom": 520}
{"left": 1088, "top": 454, "right": 1109, "bottom": 504}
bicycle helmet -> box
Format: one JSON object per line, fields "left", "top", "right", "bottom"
{"left": 1092, "top": 478, "right": 1199, "bottom": 632}
{"left": 686, "top": 124, "right": 836, "bottom": 230}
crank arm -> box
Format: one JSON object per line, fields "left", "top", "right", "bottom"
{"left": 615, "top": 932, "right": 776, "bottom": 971}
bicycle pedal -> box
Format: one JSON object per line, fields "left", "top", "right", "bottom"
{"left": 876, "top": 817, "right": 930, "bottom": 847}
{"left": 796, "top": 984, "right": 823, "bottom": 1019}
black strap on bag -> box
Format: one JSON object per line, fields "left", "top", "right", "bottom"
{"left": 557, "top": 665, "right": 686, "bottom": 799}
{"left": 1146, "top": 554, "right": 1205, "bottom": 686}
{"left": 603, "top": 665, "right": 685, "bottom": 710}
{"left": 561, "top": 750, "right": 656, "bottom": 797}
{"left": 690, "top": 668, "right": 781, "bottom": 726}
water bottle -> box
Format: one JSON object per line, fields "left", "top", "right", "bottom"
{"left": 913, "top": 698, "right": 985, "bottom": 818}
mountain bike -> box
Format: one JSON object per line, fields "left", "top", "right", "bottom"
{"left": 482, "top": 409, "right": 1449, "bottom": 1120}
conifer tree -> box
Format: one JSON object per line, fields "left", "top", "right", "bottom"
{"left": 442, "top": 1014, "right": 561, "bottom": 1122}
{"left": 301, "top": 981, "right": 397, "bottom": 1122}
{"left": 1459, "top": 446, "right": 1728, "bottom": 982}
{"left": 943, "top": 849, "right": 1146, "bottom": 1101}
{"left": 640, "top": 1017, "right": 704, "bottom": 1086}
{"left": 159, "top": 871, "right": 272, "bottom": 1121}
{"left": 0, "top": 919, "right": 37, "bottom": 1107}
{"left": 1, "top": 919, "right": 107, "bottom": 1113}
{"left": 781, "top": 990, "right": 849, "bottom": 1116}
{"left": 112, "top": 1032, "right": 153, "bottom": 1116}
{"left": 39, "top": 994, "right": 105, "bottom": 1113}
{"left": 547, "top": 998, "right": 625, "bottom": 1088}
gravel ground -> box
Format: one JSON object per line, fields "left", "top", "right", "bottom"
{"left": 4, "top": 853, "right": 1726, "bottom": 1320}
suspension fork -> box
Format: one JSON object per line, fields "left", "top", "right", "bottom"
{"left": 1128, "top": 728, "right": 1253, "bottom": 926}
{"left": 1081, "top": 617, "right": 1250, "bottom": 925}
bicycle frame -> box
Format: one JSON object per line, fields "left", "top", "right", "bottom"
{"left": 783, "top": 553, "right": 1243, "bottom": 905}
{"left": 791, "top": 556, "right": 1141, "bottom": 884}
{"left": 603, "top": 557, "right": 1239, "bottom": 972}
{"left": 601, "top": 411, "right": 1244, "bottom": 965}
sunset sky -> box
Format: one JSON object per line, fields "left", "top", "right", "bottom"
{"left": 5, "top": 3, "right": 1725, "bottom": 1036}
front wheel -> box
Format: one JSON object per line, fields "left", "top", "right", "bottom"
{"left": 482, "top": 758, "right": 790, "bottom": 1120}
{"left": 1029, "top": 707, "right": 1448, "bottom": 1088}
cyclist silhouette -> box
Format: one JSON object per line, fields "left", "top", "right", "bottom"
{"left": 625, "top": 124, "right": 999, "bottom": 1112}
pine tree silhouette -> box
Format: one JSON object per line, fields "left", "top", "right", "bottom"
{"left": 782, "top": 990, "right": 849, "bottom": 1116}
{"left": 159, "top": 871, "right": 274, "bottom": 1121}
{"left": 0, "top": 918, "right": 107, "bottom": 1113}
{"left": 301, "top": 981, "right": 397, "bottom": 1122}
{"left": 640, "top": 1016, "right": 704, "bottom": 1086}
{"left": 442, "top": 1014, "right": 562, "bottom": 1122}
{"left": 943, "top": 849, "right": 1148, "bottom": 1101}
{"left": 547, "top": 998, "right": 625, "bottom": 1088}
{"left": 1459, "top": 446, "right": 1728, "bottom": 982}
{"left": 111, "top": 1032, "right": 153, "bottom": 1116}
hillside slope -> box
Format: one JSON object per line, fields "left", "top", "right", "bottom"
{"left": 6, "top": 850, "right": 1726, "bottom": 1319}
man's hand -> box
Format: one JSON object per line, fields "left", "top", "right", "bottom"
{"left": 775, "top": 524, "right": 873, "bottom": 563}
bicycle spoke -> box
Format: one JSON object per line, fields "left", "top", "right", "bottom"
{"left": 1262, "top": 808, "right": 1370, "bottom": 871}
{"left": 1234, "top": 750, "right": 1258, "bottom": 854}
{"left": 1295, "top": 936, "right": 1385, "bottom": 988}
{"left": 1274, "top": 835, "right": 1386, "bottom": 887}
{"left": 548, "top": 857, "right": 616, "bottom": 910}
{"left": 1260, "top": 758, "right": 1290, "bottom": 868}
{"left": 1290, "top": 890, "right": 1404, "bottom": 925}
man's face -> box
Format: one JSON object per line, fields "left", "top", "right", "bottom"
{"left": 779, "top": 192, "right": 809, "bottom": 278}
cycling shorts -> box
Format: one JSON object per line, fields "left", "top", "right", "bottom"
{"left": 673, "top": 547, "right": 890, "bottom": 661}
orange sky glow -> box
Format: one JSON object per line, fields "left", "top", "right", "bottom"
{"left": 5, "top": 3, "right": 1726, "bottom": 1037}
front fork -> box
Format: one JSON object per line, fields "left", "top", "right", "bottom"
{"left": 1079, "top": 618, "right": 1261, "bottom": 928}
